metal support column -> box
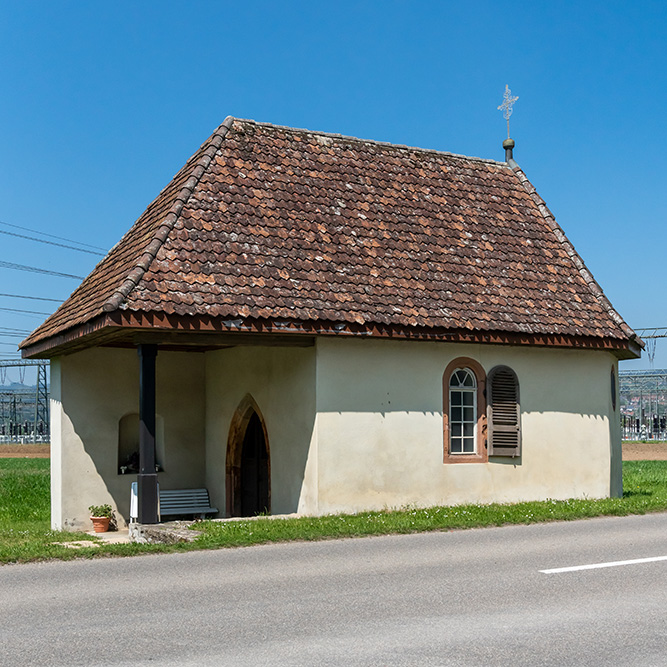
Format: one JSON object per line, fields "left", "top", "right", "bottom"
{"left": 137, "top": 344, "right": 159, "bottom": 524}
{"left": 35, "top": 363, "right": 49, "bottom": 436}
{"left": 33, "top": 380, "right": 38, "bottom": 443}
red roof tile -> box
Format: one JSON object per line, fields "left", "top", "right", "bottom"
{"left": 21, "top": 117, "right": 638, "bottom": 355}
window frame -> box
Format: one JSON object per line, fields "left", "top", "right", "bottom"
{"left": 443, "top": 358, "right": 487, "bottom": 464}
{"left": 448, "top": 368, "right": 478, "bottom": 455}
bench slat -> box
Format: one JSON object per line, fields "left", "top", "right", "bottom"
{"left": 159, "top": 499, "right": 215, "bottom": 506}
{"left": 160, "top": 506, "right": 217, "bottom": 512}
{"left": 161, "top": 507, "right": 218, "bottom": 514}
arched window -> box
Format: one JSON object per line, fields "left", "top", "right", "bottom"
{"left": 449, "top": 369, "right": 477, "bottom": 454}
{"left": 487, "top": 366, "right": 521, "bottom": 457}
{"left": 443, "top": 358, "right": 487, "bottom": 463}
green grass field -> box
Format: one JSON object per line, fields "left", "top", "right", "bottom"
{"left": 2, "top": 458, "right": 667, "bottom": 564}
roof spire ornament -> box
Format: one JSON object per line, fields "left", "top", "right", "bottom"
{"left": 497, "top": 84, "right": 518, "bottom": 162}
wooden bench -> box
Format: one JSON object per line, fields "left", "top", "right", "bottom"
{"left": 129, "top": 483, "right": 219, "bottom": 521}
{"left": 159, "top": 488, "right": 218, "bottom": 520}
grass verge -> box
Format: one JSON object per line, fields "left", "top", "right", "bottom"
{"left": 623, "top": 440, "right": 667, "bottom": 444}
{"left": 2, "top": 459, "right": 667, "bottom": 564}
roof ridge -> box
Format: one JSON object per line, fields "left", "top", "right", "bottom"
{"left": 509, "top": 161, "right": 639, "bottom": 343}
{"left": 234, "top": 117, "right": 507, "bottom": 167}
{"left": 102, "top": 116, "right": 235, "bottom": 313}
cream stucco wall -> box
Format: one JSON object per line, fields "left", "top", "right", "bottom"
{"left": 51, "top": 335, "right": 620, "bottom": 530}
{"left": 314, "top": 337, "right": 619, "bottom": 514}
{"left": 50, "top": 348, "right": 206, "bottom": 530}
{"left": 205, "top": 346, "right": 317, "bottom": 516}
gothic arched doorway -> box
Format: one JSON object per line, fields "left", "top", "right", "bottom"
{"left": 226, "top": 395, "right": 270, "bottom": 517}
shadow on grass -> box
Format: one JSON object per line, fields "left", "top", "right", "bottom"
{"left": 623, "top": 489, "right": 653, "bottom": 498}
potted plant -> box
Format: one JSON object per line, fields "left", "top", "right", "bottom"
{"left": 89, "top": 504, "right": 115, "bottom": 533}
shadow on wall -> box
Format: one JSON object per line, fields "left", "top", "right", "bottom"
{"left": 317, "top": 359, "right": 612, "bottom": 420}
{"left": 61, "top": 347, "right": 208, "bottom": 528}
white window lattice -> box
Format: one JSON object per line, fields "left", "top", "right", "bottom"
{"left": 449, "top": 369, "right": 477, "bottom": 454}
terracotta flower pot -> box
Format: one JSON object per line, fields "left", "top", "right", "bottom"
{"left": 90, "top": 516, "right": 110, "bottom": 533}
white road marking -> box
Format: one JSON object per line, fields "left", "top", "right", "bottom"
{"left": 541, "top": 555, "right": 667, "bottom": 574}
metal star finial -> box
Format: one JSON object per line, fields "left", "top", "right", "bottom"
{"left": 497, "top": 84, "right": 519, "bottom": 139}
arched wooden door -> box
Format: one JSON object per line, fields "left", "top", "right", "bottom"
{"left": 226, "top": 395, "right": 270, "bottom": 517}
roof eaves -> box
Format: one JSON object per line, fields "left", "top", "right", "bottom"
{"left": 509, "top": 161, "right": 640, "bottom": 345}
{"left": 101, "top": 116, "right": 236, "bottom": 314}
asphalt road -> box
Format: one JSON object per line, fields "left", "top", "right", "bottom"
{"left": 2, "top": 513, "right": 667, "bottom": 666}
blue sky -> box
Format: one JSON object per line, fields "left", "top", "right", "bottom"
{"left": 0, "top": 1, "right": 665, "bottom": 382}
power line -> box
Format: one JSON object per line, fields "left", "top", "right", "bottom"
{"left": 635, "top": 327, "right": 667, "bottom": 339}
{"left": 0, "top": 228, "right": 104, "bottom": 256}
{"left": 0, "top": 293, "right": 62, "bottom": 303}
{"left": 0, "top": 261, "right": 84, "bottom": 280}
{"left": 0, "top": 219, "right": 107, "bottom": 252}
{"left": 0, "top": 327, "right": 32, "bottom": 334}
{"left": 0, "top": 307, "right": 51, "bottom": 316}
{"left": 0, "top": 333, "right": 32, "bottom": 340}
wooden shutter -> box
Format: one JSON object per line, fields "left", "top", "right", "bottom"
{"left": 488, "top": 366, "right": 520, "bottom": 457}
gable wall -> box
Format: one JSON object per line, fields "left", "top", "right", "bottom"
{"left": 50, "top": 347, "right": 206, "bottom": 530}
{"left": 314, "top": 337, "right": 618, "bottom": 513}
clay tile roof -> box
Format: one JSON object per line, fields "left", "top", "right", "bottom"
{"left": 20, "top": 116, "right": 639, "bottom": 356}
